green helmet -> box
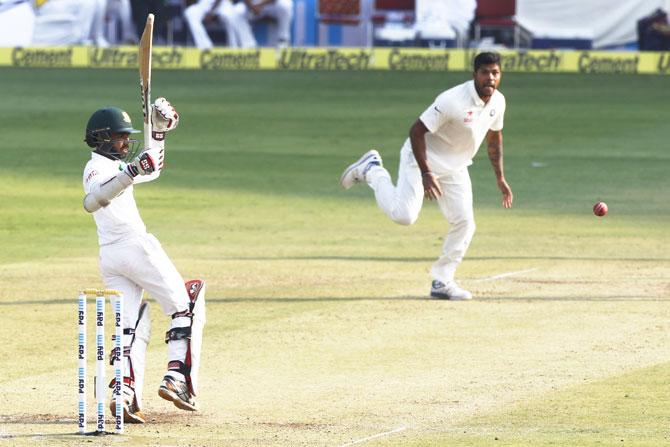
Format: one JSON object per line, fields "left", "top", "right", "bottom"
{"left": 84, "top": 107, "right": 141, "bottom": 160}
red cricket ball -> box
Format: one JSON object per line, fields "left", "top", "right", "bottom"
{"left": 593, "top": 201, "right": 608, "bottom": 217}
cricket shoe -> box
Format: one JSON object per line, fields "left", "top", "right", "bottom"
{"left": 430, "top": 280, "right": 472, "bottom": 300}
{"left": 158, "top": 376, "right": 197, "bottom": 411}
{"left": 339, "top": 149, "right": 382, "bottom": 189}
{"left": 108, "top": 385, "right": 146, "bottom": 424}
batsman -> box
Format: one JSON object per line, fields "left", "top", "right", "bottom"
{"left": 82, "top": 99, "right": 206, "bottom": 423}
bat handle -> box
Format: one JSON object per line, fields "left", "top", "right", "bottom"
{"left": 144, "top": 122, "right": 152, "bottom": 149}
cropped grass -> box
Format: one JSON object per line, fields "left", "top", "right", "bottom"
{"left": 0, "top": 67, "right": 668, "bottom": 446}
{"left": 388, "top": 363, "right": 670, "bottom": 447}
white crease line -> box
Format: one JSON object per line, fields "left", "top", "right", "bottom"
{"left": 475, "top": 267, "right": 539, "bottom": 282}
{"left": 339, "top": 426, "right": 407, "bottom": 447}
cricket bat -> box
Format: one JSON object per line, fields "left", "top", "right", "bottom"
{"left": 139, "top": 14, "right": 154, "bottom": 150}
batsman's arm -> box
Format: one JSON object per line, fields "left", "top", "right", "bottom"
{"left": 486, "top": 129, "right": 513, "bottom": 208}
{"left": 409, "top": 119, "right": 443, "bottom": 200}
{"left": 83, "top": 153, "right": 156, "bottom": 212}
{"left": 83, "top": 172, "right": 134, "bottom": 213}
{"left": 133, "top": 97, "right": 177, "bottom": 184}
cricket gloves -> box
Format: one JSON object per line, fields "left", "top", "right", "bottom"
{"left": 143, "top": 147, "right": 164, "bottom": 170}
{"left": 126, "top": 152, "right": 156, "bottom": 178}
{"left": 152, "top": 97, "right": 179, "bottom": 140}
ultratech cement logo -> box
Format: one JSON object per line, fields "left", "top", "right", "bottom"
{"left": 578, "top": 52, "right": 639, "bottom": 74}
{"left": 278, "top": 49, "right": 371, "bottom": 70}
{"left": 89, "top": 47, "right": 183, "bottom": 68}
{"left": 89, "top": 47, "right": 138, "bottom": 67}
{"left": 500, "top": 51, "right": 561, "bottom": 72}
{"left": 201, "top": 50, "right": 260, "bottom": 70}
{"left": 388, "top": 48, "right": 450, "bottom": 71}
{"left": 657, "top": 52, "right": 670, "bottom": 74}
{"left": 12, "top": 48, "right": 73, "bottom": 67}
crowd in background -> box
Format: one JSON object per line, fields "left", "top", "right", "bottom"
{"left": 0, "top": 0, "right": 293, "bottom": 48}
{"left": 638, "top": 8, "right": 670, "bottom": 50}
{"left": 1, "top": 0, "right": 669, "bottom": 51}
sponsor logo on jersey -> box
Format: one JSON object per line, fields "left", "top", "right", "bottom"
{"left": 85, "top": 170, "right": 98, "bottom": 184}
{"left": 464, "top": 111, "right": 473, "bottom": 123}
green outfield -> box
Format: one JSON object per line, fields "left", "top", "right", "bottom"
{"left": 0, "top": 67, "right": 668, "bottom": 446}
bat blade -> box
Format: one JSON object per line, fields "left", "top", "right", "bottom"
{"left": 139, "top": 14, "right": 154, "bottom": 150}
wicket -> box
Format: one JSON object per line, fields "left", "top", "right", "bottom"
{"left": 77, "top": 289, "right": 124, "bottom": 435}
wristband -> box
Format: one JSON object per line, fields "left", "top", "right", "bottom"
{"left": 421, "top": 171, "right": 434, "bottom": 177}
{"left": 125, "top": 164, "right": 139, "bottom": 178}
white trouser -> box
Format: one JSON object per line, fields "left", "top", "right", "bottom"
{"left": 184, "top": 0, "right": 245, "bottom": 49}
{"left": 366, "top": 142, "right": 476, "bottom": 283}
{"left": 0, "top": 1, "right": 35, "bottom": 47}
{"left": 241, "top": 0, "right": 294, "bottom": 46}
{"left": 185, "top": 0, "right": 292, "bottom": 48}
{"left": 106, "top": 0, "right": 135, "bottom": 44}
{"left": 89, "top": 0, "right": 108, "bottom": 46}
{"left": 99, "top": 233, "right": 189, "bottom": 369}
{"left": 32, "top": 0, "right": 106, "bottom": 46}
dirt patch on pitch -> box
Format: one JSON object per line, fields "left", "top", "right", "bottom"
{"left": 142, "top": 410, "right": 204, "bottom": 425}
{"left": 255, "top": 421, "right": 335, "bottom": 430}
{"left": 0, "top": 414, "right": 70, "bottom": 425}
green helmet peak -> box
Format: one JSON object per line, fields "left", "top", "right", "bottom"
{"left": 85, "top": 107, "right": 141, "bottom": 160}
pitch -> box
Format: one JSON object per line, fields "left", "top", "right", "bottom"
{"left": 0, "top": 67, "right": 668, "bottom": 446}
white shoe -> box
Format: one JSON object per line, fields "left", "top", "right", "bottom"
{"left": 108, "top": 382, "right": 146, "bottom": 423}
{"left": 95, "top": 37, "right": 110, "bottom": 48}
{"left": 339, "top": 150, "right": 382, "bottom": 189}
{"left": 158, "top": 376, "right": 197, "bottom": 411}
{"left": 430, "top": 280, "right": 472, "bottom": 300}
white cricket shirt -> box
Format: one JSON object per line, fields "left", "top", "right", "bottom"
{"left": 414, "top": 79, "right": 505, "bottom": 172}
{"left": 83, "top": 152, "right": 159, "bottom": 246}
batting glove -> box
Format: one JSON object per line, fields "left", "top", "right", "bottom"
{"left": 152, "top": 97, "right": 179, "bottom": 140}
{"left": 142, "top": 147, "right": 164, "bottom": 170}
{"left": 125, "top": 152, "right": 156, "bottom": 178}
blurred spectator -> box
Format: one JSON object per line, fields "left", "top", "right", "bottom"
{"left": 637, "top": 8, "right": 670, "bottom": 50}
{"left": 184, "top": 0, "right": 292, "bottom": 48}
{"left": 90, "top": 0, "right": 109, "bottom": 46}
{"left": 0, "top": 0, "right": 35, "bottom": 47}
{"left": 130, "top": 0, "right": 169, "bottom": 44}
{"left": 107, "top": 0, "right": 137, "bottom": 44}
{"left": 238, "top": 0, "right": 293, "bottom": 48}
{"left": 416, "top": 0, "right": 475, "bottom": 46}
{"left": 653, "top": 21, "right": 670, "bottom": 36}
{"left": 32, "top": 0, "right": 109, "bottom": 46}
{"left": 184, "top": 0, "right": 243, "bottom": 49}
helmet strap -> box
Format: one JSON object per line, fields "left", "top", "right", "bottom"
{"left": 94, "top": 146, "right": 121, "bottom": 161}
